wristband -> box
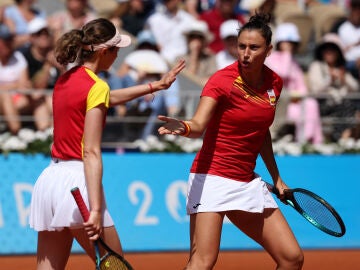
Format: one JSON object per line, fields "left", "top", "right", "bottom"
{"left": 180, "top": 120, "right": 191, "bottom": 137}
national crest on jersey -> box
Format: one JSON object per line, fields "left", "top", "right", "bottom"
{"left": 234, "top": 76, "right": 277, "bottom": 108}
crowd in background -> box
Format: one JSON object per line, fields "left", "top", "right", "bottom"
{"left": 0, "top": 0, "right": 359, "bottom": 148}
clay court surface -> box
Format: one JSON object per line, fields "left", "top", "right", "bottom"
{"left": 1, "top": 249, "right": 359, "bottom": 269}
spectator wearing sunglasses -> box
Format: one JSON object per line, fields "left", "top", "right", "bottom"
{"left": 3, "top": 0, "right": 47, "bottom": 51}
{"left": 19, "top": 17, "right": 66, "bottom": 131}
{"left": 0, "top": 24, "right": 31, "bottom": 135}
{"left": 177, "top": 19, "right": 217, "bottom": 86}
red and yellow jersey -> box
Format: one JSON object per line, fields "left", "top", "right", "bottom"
{"left": 51, "top": 66, "right": 110, "bottom": 160}
{"left": 190, "top": 61, "right": 283, "bottom": 182}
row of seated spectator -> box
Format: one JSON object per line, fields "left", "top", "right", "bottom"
{"left": 0, "top": 0, "right": 359, "bottom": 147}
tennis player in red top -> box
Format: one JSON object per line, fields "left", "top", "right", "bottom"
{"left": 158, "top": 13, "right": 304, "bottom": 270}
{"left": 29, "top": 18, "right": 185, "bottom": 270}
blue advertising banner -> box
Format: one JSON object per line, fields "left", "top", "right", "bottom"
{"left": 0, "top": 153, "right": 359, "bottom": 254}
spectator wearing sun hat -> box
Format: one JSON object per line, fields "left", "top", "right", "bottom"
{"left": 3, "top": 0, "right": 47, "bottom": 51}
{"left": 265, "top": 22, "right": 324, "bottom": 144}
{"left": 307, "top": 33, "right": 359, "bottom": 141}
{"left": 216, "top": 19, "right": 241, "bottom": 69}
{"left": 0, "top": 24, "right": 31, "bottom": 135}
{"left": 25, "top": 17, "right": 65, "bottom": 88}
{"left": 19, "top": 17, "right": 66, "bottom": 132}
{"left": 114, "top": 28, "right": 181, "bottom": 141}
{"left": 176, "top": 19, "right": 217, "bottom": 86}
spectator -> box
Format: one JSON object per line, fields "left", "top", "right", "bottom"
{"left": 265, "top": 22, "right": 324, "bottom": 144}
{"left": 117, "top": 29, "right": 181, "bottom": 140}
{"left": 337, "top": 0, "right": 360, "bottom": 78}
{"left": 216, "top": 19, "right": 241, "bottom": 69}
{"left": 308, "top": 33, "right": 359, "bottom": 141}
{"left": 48, "top": 0, "right": 98, "bottom": 42}
{"left": 182, "top": 0, "right": 215, "bottom": 18}
{"left": 199, "top": 0, "right": 246, "bottom": 53}
{"left": 110, "top": 0, "right": 155, "bottom": 36}
{"left": 3, "top": 0, "right": 47, "bottom": 50}
{"left": 178, "top": 19, "right": 217, "bottom": 86}
{"left": 240, "top": 0, "right": 277, "bottom": 25}
{"left": 145, "top": 0, "right": 197, "bottom": 64}
{"left": 0, "top": 24, "right": 31, "bottom": 135}
{"left": 0, "top": 3, "right": 8, "bottom": 23}
{"left": 20, "top": 17, "right": 66, "bottom": 131}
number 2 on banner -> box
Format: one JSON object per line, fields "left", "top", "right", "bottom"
{"left": 128, "top": 180, "right": 188, "bottom": 225}
{"left": 128, "top": 181, "right": 159, "bottom": 225}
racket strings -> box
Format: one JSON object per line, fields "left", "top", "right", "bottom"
{"left": 99, "top": 254, "right": 131, "bottom": 270}
{"left": 293, "top": 192, "right": 342, "bottom": 233}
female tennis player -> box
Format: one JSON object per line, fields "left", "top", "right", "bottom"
{"left": 158, "top": 13, "right": 304, "bottom": 270}
{"left": 29, "top": 18, "right": 184, "bottom": 270}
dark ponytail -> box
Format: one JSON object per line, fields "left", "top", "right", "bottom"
{"left": 239, "top": 13, "right": 273, "bottom": 45}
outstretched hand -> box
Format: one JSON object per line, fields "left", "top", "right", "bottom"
{"left": 158, "top": 59, "right": 186, "bottom": 90}
{"left": 158, "top": 115, "right": 186, "bottom": 135}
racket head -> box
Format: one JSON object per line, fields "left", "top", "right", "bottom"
{"left": 97, "top": 238, "right": 134, "bottom": 270}
{"left": 98, "top": 252, "right": 134, "bottom": 270}
{"left": 70, "top": 187, "right": 134, "bottom": 269}
{"left": 284, "top": 188, "right": 346, "bottom": 237}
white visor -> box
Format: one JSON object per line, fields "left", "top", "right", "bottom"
{"left": 84, "top": 29, "right": 132, "bottom": 51}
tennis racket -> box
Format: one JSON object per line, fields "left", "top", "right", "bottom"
{"left": 265, "top": 182, "right": 346, "bottom": 237}
{"left": 71, "top": 187, "right": 134, "bottom": 270}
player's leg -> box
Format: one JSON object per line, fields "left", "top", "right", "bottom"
{"left": 227, "top": 208, "right": 304, "bottom": 270}
{"left": 185, "top": 212, "right": 225, "bottom": 270}
{"left": 36, "top": 229, "right": 73, "bottom": 270}
{"left": 101, "top": 225, "right": 123, "bottom": 255}
{"left": 72, "top": 225, "right": 123, "bottom": 261}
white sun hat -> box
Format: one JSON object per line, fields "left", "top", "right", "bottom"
{"left": 28, "top": 17, "right": 48, "bottom": 34}
{"left": 220, "top": 19, "right": 242, "bottom": 39}
{"left": 274, "top": 23, "right": 301, "bottom": 44}
{"left": 125, "top": 49, "right": 169, "bottom": 74}
{"left": 183, "top": 20, "right": 214, "bottom": 42}
{"left": 240, "top": 0, "right": 266, "bottom": 10}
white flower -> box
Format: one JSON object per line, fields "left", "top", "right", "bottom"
{"left": 338, "top": 137, "right": 356, "bottom": 150}
{"left": 355, "top": 139, "right": 360, "bottom": 150}
{"left": 145, "top": 135, "right": 167, "bottom": 151}
{"left": 163, "top": 134, "right": 176, "bottom": 142}
{"left": 312, "top": 143, "right": 340, "bottom": 155}
{"left": 284, "top": 143, "right": 302, "bottom": 156}
{"left": 134, "top": 139, "right": 151, "bottom": 152}
{"left": 2, "top": 136, "right": 27, "bottom": 151}
{"left": 18, "top": 128, "right": 36, "bottom": 143}
{"left": 35, "top": 129, "right": 50, "bottom": 141}
{"left": 180, "top": 137, "right": 203, "bottom": 153}
{"left": 0, "top": 132, "right": 11, "bottom": 145}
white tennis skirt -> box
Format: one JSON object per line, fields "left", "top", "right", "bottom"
{"left": 29, "top": 159, "right": 114, "bottom": 231}
{"left": 186, "top": 173, "right": 278, "bottom": 215}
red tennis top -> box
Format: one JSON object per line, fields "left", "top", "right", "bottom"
{"left": 190, "top": 61, "right": 283, "bottom": 182}
{"left": 51, "top": 66, "right": 110, "bottom": 160}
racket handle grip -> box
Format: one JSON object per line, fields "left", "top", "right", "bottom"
{"left": 265, "top": 182, "right": 280, "bottom": 196}
{"left": 71, "top": 187, "right": 90, "bottom": 222}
